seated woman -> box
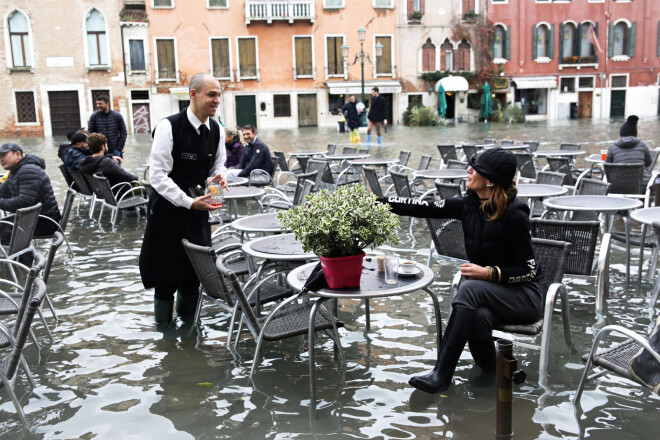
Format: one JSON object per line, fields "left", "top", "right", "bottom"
{"left": 606, "top": 115, "right": 653, "bottom": 187}
{"left": 378, "top": 148, "right": 542, "bottom": 394}
{"left": 224, "top": 126, "right": 245, "bottom": 169}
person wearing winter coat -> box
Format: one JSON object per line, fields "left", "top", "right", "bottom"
{"left": 340, "top": 95, "right": 363, "bottom": 130}
{"left": 0, "top": 143, "right": 61, "bottom": 264}
{"left": 80, "top": 133, "right": 138, "bottom": 189}
{"left": 378, "top": 148, "right": 542, "bottom": 394}
{"left": 224, "top": 126, "right": 245, "bottom": 169}
{"left": 88, "top": 95, "right": 127, "bottom": 158}
{"left": 366, "top": 87, "right": 387, "bottom": 145}
{"left": 606, "top": 115, "right": 653, "bottom": 187}
{"left": 62, "top": 131, "right": 90, "bottom": 171}
{"left": 237, "top": 125, "right": 273, "bottom": 178}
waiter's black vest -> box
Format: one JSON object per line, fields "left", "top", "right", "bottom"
{"left": 166, "top": 109, "right": 220, "bottom": 194}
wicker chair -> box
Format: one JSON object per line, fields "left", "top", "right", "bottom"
{"left": 92, "top": 174, "right": 148, "bottom": 229}
{"left": 0, "top": 204, "right": 41, "bottom": 263}
{"left": 364, "top": 166, "right": 385, "bottom": 197}
{"left": 648, "top": 222, "right": 660, "bottom": 310}
{"left": 570, "top": 178, "right": 611, "bottom": 221}
{"left": 182, "top": 239, "right": 294, "bottom": 340}
{"left": 514, "top": 152, "right": 537, "bottom": 182}
{"left": 500, "top": 140, "right": 514, "bottom": 146}
{"left": 559, "top": 142, "right": 581, "bottom": 151}
{"left": 574, "top": 316, "right": 660, "bottom": 406}
{"left": 273, "top": 151, "right": 299, "bottom": 190}
{"left": 341, "top": 146, "right": 356, "bottom": 154}
{"left": 450, "top": 238, "right": 573, "bottom": 374}
{"left": 446, "top": 159, "right": 469, "bottom": 170}
{"left": 425, "top": 217, "right": 468, "bottom": 267}
{"left": 0, "top": 257, "right": 43, "bottom": 349}
{"left": 461, "top": 144, "right": 479, "bottom": 162}
{"left": 536, "top": 170, "right": 566, "bottom": 186}
{"left": 603, "top": 163, "right": 645, "bottom": 195}
{"left": 0, "top": 277, "right": 47, "bottom": 427}
{"left": 484, "top": 138, "right": 496, "bottom": 145}
{"left": 647, "top": 149, "right": 659, "bottom": 173}
{"left": 68, "top": 170, "right": 99, "bottom": 218}
{"left": 546, "top": 157, "right": 580, "bottom": 186}
{"left": 390, "top": 170, "right": 413, "bottom": 198}
{"left": 531, "top": 218, "right": 611, "bottom": 315}
{"left": 523, "top": 141, "right": 540, "bottom": 152}
{"left": 417, "top": 154, "right": 432, "bottom": 171}
{"left": 397, "top": 150, "right": 412, "bottom": 167}
{"left": 262, "top": 171, "right": 317, "bottom": 211}
{"left": 59, "top": 164, "right": 74, "bottom": 189}
{"left": 437, "top": 144, "right": 458, "bottom": 167}
{"left": 32, "top": 188, "right": 76, "bottom": 257}
{"left": 216, "top": 256, "right": 344, "bottom": 376}
{"left": 434, "top": 181, "right": 462, "bottom": 199}
{"left": 326, "top": 144, "right": 336, "bottom": 155}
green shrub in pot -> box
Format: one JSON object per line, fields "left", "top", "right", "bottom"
{"left": 277, "top": 184, "right": 400, "bottom": 258}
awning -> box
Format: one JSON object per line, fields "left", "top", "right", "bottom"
{"left": 436, "top": 76, "right": 469, "bottom": 92}
{"left": 511, "top": 76, "right": 557, "bottom": 89}
{"left": 325, "top": 80, "right": 401, "bottom": 94}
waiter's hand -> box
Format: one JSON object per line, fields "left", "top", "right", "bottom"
{"left": 460, "top": 263, "right": 490, "bottom": 280}
{"left": 208, "top": 173, "right": 228, "bottom": 190}
{"left": 191, "top": 194, "right": 217, "bottom": 211}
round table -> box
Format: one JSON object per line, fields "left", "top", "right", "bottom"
{"left": 231, "top": 212, "right": 285, "bottom": 234}
{"left": 534, "top": 150, "right": 587, "bottom": 158}
{"left": 222, "top": 186, "right": 265, "bottom": 219}
{"left": 585, "top": 153, "right": 605, "bottom": 165}
{"left": 288, "top": 150, "right": 327, "bottom": 157}
{"left": 484, "top": 144, "right": 530, "bottom": 151}
{"left": 348, "top": 158, "right": 399, "bottom": 166}
{"left": 630, "top": 206, "right": 660, "bottom": 282}
{"left": 226, "top": 176, "right": 249, "bottom": 186}
{"left": 325, "top": 153, "right": 370, "bottom": 161}
{"left": 414, "top": 169, "right": 468, "bottom": 180}
{"left": 542, "top": 195, "right": 642, "bottom": 213}
{"left": 242, "top": 233, "right": 315, "bottom": 261}
{"left": 287, "top": 259, "right": 439, "bottom": 394}
{"left": 517, "top": 184, "right": 567, "bottom": 198}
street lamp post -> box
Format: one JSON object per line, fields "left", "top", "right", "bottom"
{"left": 340, "top": 27, "right": 383, "bottom": 126}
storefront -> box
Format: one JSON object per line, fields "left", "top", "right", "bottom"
{"left": 435, "top": 76, "right": 469, "bottom": 121}
{"left": 510, "top": 76, "right": 557, "bottom": 120}
{"left": 325, "top": 80, "right": 401, "bottom": 125}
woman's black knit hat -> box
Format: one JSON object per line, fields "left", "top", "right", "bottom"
{"left": 470, "top": 147, "right": 517, "bottom": 187}
{"left": 619, "top": 115, "right": 639, "bottom": 137}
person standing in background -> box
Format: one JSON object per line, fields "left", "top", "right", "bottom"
{"left": 340, "top": 95, "right": 363, "bottom": 144}
{"left": 88, "top": 95, "right": 127, "bottom": 158}
{"left": 366, "top": 87, "right": 386, "bottom": 145}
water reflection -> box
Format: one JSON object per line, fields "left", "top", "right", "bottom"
{"left": 1, "top": 118, "right": 659, "bottom": 438}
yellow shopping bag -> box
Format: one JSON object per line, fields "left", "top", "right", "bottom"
{"left": 350, "top": 129, "right": 360, "bottom": 144}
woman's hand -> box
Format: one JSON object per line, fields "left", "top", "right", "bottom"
{"left": 460, "top": 263, "right": 490, "bottom": 280}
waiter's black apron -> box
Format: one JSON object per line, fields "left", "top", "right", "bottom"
{"left": 139, "top": 110, "right": 220, "bottom": 288}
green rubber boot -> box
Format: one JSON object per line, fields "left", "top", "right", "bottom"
{"left": 176, "top": 293, "right": 200, "bottom": 324}
{"left": 154, "top": 298, "right": 174, "bottom": 326}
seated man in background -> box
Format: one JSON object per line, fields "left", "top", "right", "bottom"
{"left": 81, "top": 133, "right": 138, "bottom": 189}
{"left": 0, "top": 142, "right": 61, "bottom": 264}
{"left": 237, "top": 125, "right": 273, "bottom": 179}
{"left": 63, "top": 131, "right": 90, "bottom": 171}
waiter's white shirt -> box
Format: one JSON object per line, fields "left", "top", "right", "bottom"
{"left": 149, "top": 107, "right": 227, "bottom": 209}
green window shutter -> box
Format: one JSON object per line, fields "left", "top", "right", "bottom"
{"left": 627, "top": 21, "right": 636, "bottom": 58}
{"left": 549, "top": 24, "right": 555, "bottom": 60}
{"left": 559, "top": 23, "right": 564, "bottom": 61}
{"left": 532, "top": 25, "right": 538, "bottom": 59}
{"left": 490, "top": 36, "right": 494, "bottom": 59}
{"left": 608, "top": 22, "right": 615, "bottom": 58}
{"left": 575, "top": 23, "right": 581, "bottom": 58}
{"left": 594, "top": 22, "right": 599, "bottom": 62}
{"left": 505, "top": 25, "right": 511, "bottom": 60}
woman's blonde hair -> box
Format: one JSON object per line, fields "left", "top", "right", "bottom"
{"left": 224, "top": 126, "right": 243, "bottom": 144}
{"left": 480, "top": 182, "right": 518, "bottom": 221}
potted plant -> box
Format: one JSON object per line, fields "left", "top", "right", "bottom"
{"left": 278, "top": 185, "right": 400, "bottom": 289}
{"left": 408, "top": 10, "right": 423, "bottom": 22}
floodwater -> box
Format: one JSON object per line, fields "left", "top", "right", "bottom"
{"left": 1, "top": 116, "right": 659, "bottom": 439}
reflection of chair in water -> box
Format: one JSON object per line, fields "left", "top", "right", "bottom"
{"left": 451, "top": 238, "right": 573, "bottom": 374}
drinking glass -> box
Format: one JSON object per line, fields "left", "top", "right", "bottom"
{"left": 600, "top": 150, "right": 608, "bottom": 161}
{"left": 384, "top": 255, "right": 399, "bottom": 285}
{"left": 206, "top": 182, "right": 224, "bottom": 223}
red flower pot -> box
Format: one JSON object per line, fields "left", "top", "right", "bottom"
{"left": 319, "top": 253, "right": 365, "bottom": 289}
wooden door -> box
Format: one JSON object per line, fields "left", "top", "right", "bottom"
{"left": 132, "top": 103, "right": 151, "bottom": 133}
{"left": 610, "top": 90, "right": 626, "bottom": 117}
{"left": 297, "top": 94, "right": 317, "bottom": 127}
{"left": 48, "top": 91, "right": 80, "bottom": 135}
{"left": 235, "top": 95, "right": 257, "bottom": 128}
{"left": 578, "top": 92, "right": 592, "bottom": 118}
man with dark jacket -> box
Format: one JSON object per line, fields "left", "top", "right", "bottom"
{"left": 88, "top": 95, "right": 127, "bottom": 158}
{"left": 0, "top": 143, "right": 61, "bottom": 264}
{"left": 340, "top": 95, "right": 363, "bottom": 140}
{"left": 606, "top": 115, "right": 653, "bottom": 187}
{"left": 80, "top": 133, "right": 138, "bottom": 188}
{"left": 237, "top": 125, "right": 273, "bottom": 178}
{"left": 366, "top": 87, "right": 387, "bottom": 145}
{"left": 62, "top": 131, "right": 90, "bottom": 171}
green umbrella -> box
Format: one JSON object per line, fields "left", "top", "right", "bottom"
{"left": 481, "top": 83, "right": 493, "bottom": 120}
{"left": 437, "top": 84, "right": 447, "bottom": 117}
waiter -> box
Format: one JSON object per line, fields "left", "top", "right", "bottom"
{"left": 139, "top": 73, "right": 227, "bottom": 329}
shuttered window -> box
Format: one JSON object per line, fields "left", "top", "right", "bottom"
{"left": 376, "top": 36, "right": 392, "bottom": 75}
{"left": 441, "top": 40, "right": 453, "bottom": 71}
{"left": 561, "top": 23, "right": 577, "bottom": 60}
{"left": 326, "top": 36, "right": 344, "bottom": 76}
{"left": 238, "top": 37, "right": 258, "bottom": 78}
{"left": 15, "top": 91, "right": 36, "bottom": 123}
{"left": 211, "top": 38, "right": 231, "bottom": 79}
{"left": 8, "top": 11, "right": 31, "bottom": 67}
{"left": 294, "top": 36, "right": 313, "bottom": 77}
{"left": 208, "top": 0, "right": 227, "bottom": 7}
{"left": 129, "top": 40, "right": 145, "bottom": 71}
{"left": 156, "top": 39, "right": 176, "bottom": 80}
{"left": 407, "top": 0, "right": 424, "bottom": 16}
{"left": 493, "top": 25, "right": 505, "bottom": 59}
{"left": 421, "top": 39, "right": 435, "bottom": 72}
{"left": 455, "top": 40, "right": 471, "bottom": 71}
{"left": 153, "top": 0, "right": 173, "bottom": 7}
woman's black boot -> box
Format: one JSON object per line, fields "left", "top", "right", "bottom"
{"left": 409, "top": 307, "right": 475, "bottom": 394}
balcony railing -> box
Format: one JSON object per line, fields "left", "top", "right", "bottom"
{"left": 245, "top": 0, "right": 315, "bottom": 25}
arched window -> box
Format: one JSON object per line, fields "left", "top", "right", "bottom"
{"left": 562, "top": 22, "right": 577, "bottom": 59}
{"left": 441, "top": 39, "right": 453, "bottom": 71}
{"left": 456, "top": 40, "right": 470, "bottom": 71}
{"left": 8, "top": 11, "right": 31, "bottom": 67}
{"left": 493, "top": 25, "right": 505, "bottom": 59}
{"left": 421, "top": 38, "right": 435, "bottom": 72}
{"left": 536, "top": 24, "right": 549, "bottom": 58}
{"left": 613, "top": 22, "right": 627, "bottom": 56}
{"left": 86, "top": 9, "right": 107, "bottom": 65}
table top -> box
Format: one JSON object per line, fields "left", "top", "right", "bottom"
{"left": 231, "top": 212, "right": 285, "bottom": 233}
{"left": 414, "top": 169, "right": 468, "bottom": 179}
{"left": 348, "top": 158, "right": 399, "bottom": 166}
{"left": 288, "top": 150, "right": 327, "bottom": 157}
{"left": 287, "top": 259, "right": 434, "bottom": 299}
{"left": 226, "top": 177, "right": 249, "bottom": 186}
{"left": 630, "top": 207, "right": 660, "bottom": 225}
{"left": 516, "top": 183, "right": 568, "bottom": 198}
{"left": 222, "top": 186, "right": 265, "bottom": 199}
{"left": 325, "top": 153, "right": 370, "bottom": 161}
{"left": 585, "top": 154, "right": 605, "bottom": 164}
{"left": 242, "top": 233, "right": 316, "bottom": 260}
{"left": 534, "top": 150, "right": 587, "bottom": 157}
{"left": 542, "top": 195, "right": 643, "bottom": 212}
{"left": 483, "top": 144, "right": 529, "bottom": 151}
